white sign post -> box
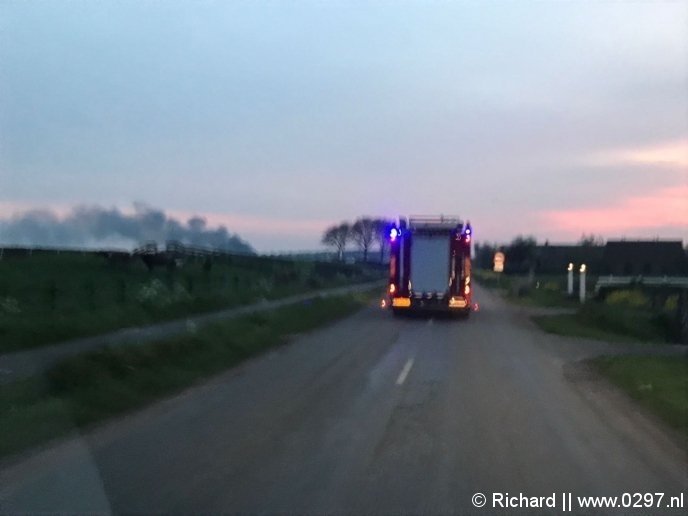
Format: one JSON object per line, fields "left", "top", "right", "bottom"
{"left": 567, "top": 263, "right": 574, "bottom": 296}
{"left": 579, "top": 264, "right": 587, "bottom": 303}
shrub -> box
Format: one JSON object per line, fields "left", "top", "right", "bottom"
{"left": 579, "top": 301, "right": 671, "bottom": 342}
{"left": 664, "top": 295, "right": 678, "bottom": 312}
{"left": 605, "top": 289, "right": 650, "bottom": 309}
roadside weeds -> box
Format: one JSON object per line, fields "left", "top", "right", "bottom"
{"left": 0, "top": 252, "right": 382, "bottom": 353}
{"left": 0, "top": 292, "right": 371, "bottom": 460}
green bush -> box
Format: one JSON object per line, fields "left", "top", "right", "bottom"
{"left": 579, "top": 302, "right": 677, "bottom": 342}
{"left": 605, "top": 289, "right": 650, "bottom": 309}
{"left": 664, "top": 294, "right": 678, "bottom": 312}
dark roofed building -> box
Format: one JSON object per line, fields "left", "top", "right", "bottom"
{"left": 535, "top": 245, "right": 604, "bottom": 274}
{"left": 602, "top": 240, "right": 688, "bottom": 276}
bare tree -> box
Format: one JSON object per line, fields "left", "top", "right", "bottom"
{"left": 321, "top": 222, "right": 350, "bottom": 261}
{"left": 351, "top": 218, "right": 377, "bottom": 262}
{"left": 373, "top": 218, "right": 395, "bottom": 263}
{"left": 579, "top": 234, "right": 604, "bottom": 247}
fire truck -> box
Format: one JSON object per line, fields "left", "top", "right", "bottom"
{"left": 386, "top": 216, "right": 473, "bottom": 316}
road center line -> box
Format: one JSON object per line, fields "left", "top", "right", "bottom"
{"left": 396, "top": 358, "right": 415, "bottom": 385}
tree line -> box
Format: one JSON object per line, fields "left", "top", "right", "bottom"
{"left": 474, "top": 234, "right": 605, "bottom": 272}
{"left": 321, "top": 217, "right": 394, "bottom": 262}
{"left": 326, "top": 219, "right": 609, "bottom": 270}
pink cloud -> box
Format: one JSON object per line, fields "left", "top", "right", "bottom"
{"left": 540, "top": 185, "right": 688, "bottom": 238}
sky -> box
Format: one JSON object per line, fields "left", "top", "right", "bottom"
{"left": 1, "top": 0, "right": 686, "bottom": 252}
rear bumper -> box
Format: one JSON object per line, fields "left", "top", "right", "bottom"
{"left": 391, "top": 296, "right": 470, "bottom": 313}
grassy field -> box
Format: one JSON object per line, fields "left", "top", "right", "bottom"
{"left": 475, "top": 270, "right": 679, "bottom": 344}
{"left": 0, "top": 292, "right": 371, "bottom": 459}
{"left": 590, "top": 355, "right": 688, "bottom": 438}
{"left": 0, "top": 251, "right": 381, "bottom": 352}
{"left": 532, "top": 310, "right": 678, "bottom": 344}
{"left": 531, "top": 312, "right": 638, "bottom": 343}
{"left": 531, "top": 292, "right": 680, "bottom": 344}
{"left": 474, "top": 269, "right": 579, "bottom": 308}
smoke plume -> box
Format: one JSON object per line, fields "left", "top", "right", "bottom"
{"left": 0, "top": 203, "right": 255, "bottom": 254}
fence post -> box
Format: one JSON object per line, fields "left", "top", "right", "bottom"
{"left": 579, "top": 264, "right": 587, "bottom": 303}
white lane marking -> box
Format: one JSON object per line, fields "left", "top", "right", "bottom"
{"left": 396, "top": 358, "right": 415, "bottom": 385}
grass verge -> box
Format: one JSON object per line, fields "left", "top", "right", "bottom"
{"left": 532, "top": 314, "right": 639, "bottom": 343}
{"left": 532, "top": 302, "right": 678, "bottom": 344}
{"left": 590, "top": 355, "right": 688, "bottom": 438}
{"left": 507, "top": 288, "right": 578, "bottom": 309}
{"left": 0, "top": 292, "right": 369, "bottom": 460}
{"left": 0, "top": 253, "right": 382, "bottom": 352}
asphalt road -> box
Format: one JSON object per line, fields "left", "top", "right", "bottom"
{"left": 1, "top": 284, "right": 686, "bottom": 514}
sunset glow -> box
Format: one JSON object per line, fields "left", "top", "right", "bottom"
{"left": 588, "top": 139, "right": 688, "bottom": 168}
{"left": 541, "top": 185, "right": 688, "bottom": 239}
{"left": 1, "top": 1, "right": 686, "bottom": 250}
